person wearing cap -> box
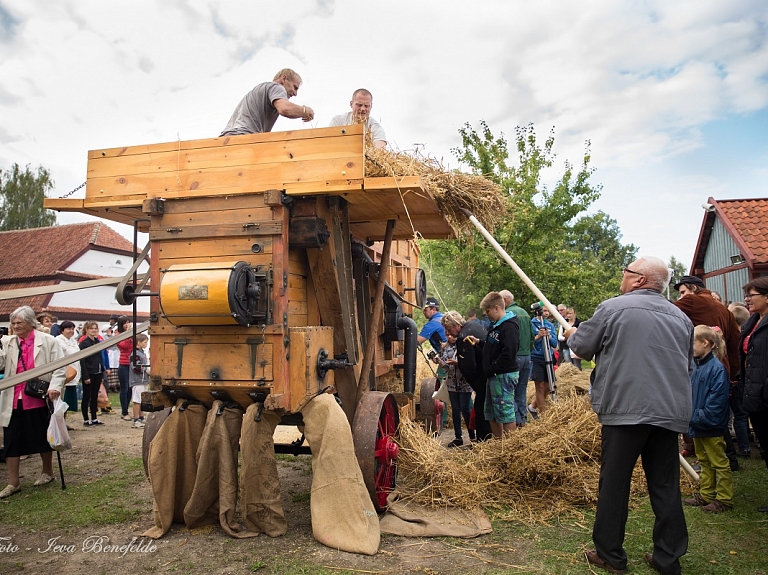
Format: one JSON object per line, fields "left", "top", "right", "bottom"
{"left": 418, "top": 297, "right": 446, "bottom": 353}
{"left": 673, "top": 275, "right": 744, "bottom": 464}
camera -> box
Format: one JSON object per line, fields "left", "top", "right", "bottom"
{"left": 530, "top": 302, "right": 544, "bottom": 317}
{"left": 427, "top": 350, "right": 437, "bottom": 360}
{"left": 0, "top": 326, "right": 8, "bottom": 336}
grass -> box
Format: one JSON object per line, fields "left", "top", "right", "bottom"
{"left": 484, "top": 455, "right": 768, "bottom": 574}
{"left": 2, "top": 454, "right": 147, "bottom": 530}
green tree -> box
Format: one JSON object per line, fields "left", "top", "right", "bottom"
{"left": 0, "top": 163, "right": 57, "bottom": 231}
{"left": 420, "top": 122, "right": 636, "bottom": 319}
{"left": 667, "top": 256, "right": 688, "bottom": 302}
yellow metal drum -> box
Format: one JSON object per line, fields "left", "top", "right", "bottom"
{"left": 159, "top": 260, "right": 262, "bottom": 326}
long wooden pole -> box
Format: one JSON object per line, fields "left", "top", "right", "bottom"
{"left": 356, "top": 220, "right": 396, "bottom": 406}
{"left": 460, "top": 209, "right": 569, "bottom": 330}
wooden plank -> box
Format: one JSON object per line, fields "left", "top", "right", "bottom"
{"left": 160, "top": 341, "right": 273, "bottom": 382}
{"left": 288, "top": 326, "right": 335, "bottom": 413}
{"left": 86, "top": 157, "right": 364, "bottom": 200}
{"left": 284, "top": 179, "right": 364, "bottom": 196}
{"left": 161, "top": 193, "right": 271, "bottom": 215}
{"left": 149, "top": 220, "right": 283, "bottom": 241}
{"left": 155, "top": 207, "right": 275, "bottom": 228}
{"left": 149, "top": 324, "right": 284, "bottom": 336}
{"left": 87, "top": 125, "right": 364, "bottom": 160}
{"left": 157, "top": 254, "right": 273, "bottom": 269}
{"left": 288, "top": 300, "right": 307, "bottom": 316}
{"left": 88, "top": 134, "right": 363, "bottom": 179}
{"left": 154, "top": 236, "right": 274, "bottom": 260}
{"left": 287, "top": 315, "right": 308, "bottom": 328}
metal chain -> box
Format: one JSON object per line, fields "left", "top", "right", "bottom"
{"left": 58, "top": 181, "right": 86, "bottom": 198}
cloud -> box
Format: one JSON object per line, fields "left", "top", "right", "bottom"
{"left": 0, "top": 0, "right": 767, "bottom": 268}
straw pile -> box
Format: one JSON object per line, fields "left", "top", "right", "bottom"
{"left": 551, "top": 362, "right": 591, "bottom": 397}
{"left": 364, "top": 146, "right": 505, "bottom": 234}
{"left": 395, "top": 394, "right": 696, "bottom": 523}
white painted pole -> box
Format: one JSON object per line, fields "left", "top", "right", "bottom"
{"left": 460, "top": 209, "right": 569, "bottom": 330}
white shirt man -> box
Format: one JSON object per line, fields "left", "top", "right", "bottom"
{"left": 329, "top": 89, "right": 387, "bottom": 149}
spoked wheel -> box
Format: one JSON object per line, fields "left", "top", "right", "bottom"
{"left": 142, "top": 407, "right": 172, "bottom": 477}
{"left": 352, "top": 391, "right": 400, "bottom": 511}
{"left": 418, "top": 377, "right": 437, "bottom": 433}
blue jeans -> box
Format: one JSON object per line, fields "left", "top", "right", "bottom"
{"left": 118, "top": 365, "right": 131, "bottom": 416}
{"left": 514, "top": 355, "right": 531, "bottom": 425}
{"left": 448, "top": 390, "right": 474, "bottom": 440}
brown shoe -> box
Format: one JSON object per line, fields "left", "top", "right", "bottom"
{"left": 644, "top": 553, "right": 661, "bottom": 573}
{"left": 683, "top": 493, "right": 707, "bottom": 506}
{"left": 585, "top": 549, "right": 627, "bottom": 574}
{"left": 702, "top": 500, "right": 731, "bottom": 513}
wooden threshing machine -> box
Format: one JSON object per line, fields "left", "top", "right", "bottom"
{"left": 45, "top": 124, "right": 455, "bottom": 509}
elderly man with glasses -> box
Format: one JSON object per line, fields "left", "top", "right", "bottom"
{"left": 565, "top": 257, "right": 693, "bottom": 575}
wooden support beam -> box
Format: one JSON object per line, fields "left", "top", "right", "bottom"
{"left": 306, "top": 197, "right": 362, "bottom": 422}
{"left": 356, "top": 220, "right": 395, "bottom": 407}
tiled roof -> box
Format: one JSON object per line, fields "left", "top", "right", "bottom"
{"left": 0, "top": 222, "right": 137, "bottom": 281}
{"left": 0, "top": 280, "right": 51, "bottom": 316}
{"left": 718, "top": 199, "right": 768, "bottom": 263}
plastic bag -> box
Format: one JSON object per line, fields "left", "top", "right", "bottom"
{"left": 47, "top": 399, "right": 72, "bottom": 451}
{"left": 97, "top": 384, "right": 110, "bottom": 409}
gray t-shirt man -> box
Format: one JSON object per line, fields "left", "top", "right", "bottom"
{"left": 220, "top": 82, "right": 289, "bottom": 136}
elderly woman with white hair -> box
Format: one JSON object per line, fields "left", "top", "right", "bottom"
{"left": 0, "top": 306, "right": 67, "bottom": 499}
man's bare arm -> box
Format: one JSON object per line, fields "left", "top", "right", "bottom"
{"left": 273, "top": 99, "right": 314, "bottom": 122}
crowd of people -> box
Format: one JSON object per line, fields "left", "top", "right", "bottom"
{"left": 419, "top": 257, "right": 767, "bottom": 574}
{"left": 420, "top": 291, "right": 584, "bottom": 444}
{"left": 0, "top": 307, "right": 149, "bottom": 500}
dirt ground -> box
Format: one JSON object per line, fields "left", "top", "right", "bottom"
{"left": 0, "top": 415, "right": 533, "bottom": 575}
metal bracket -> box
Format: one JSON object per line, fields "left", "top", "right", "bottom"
{"left": 316, "top": 349, "right": 352, "bottom": 380}
{"left": 174, "top": 338, "right": 189, "bottom": 378}
{"left": 246, "top": 337, "right": 264, "bottom": 380}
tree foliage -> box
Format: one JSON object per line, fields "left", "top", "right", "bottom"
{"left": 0, "top": 163, "right": 57, "bottom": 231}
{"left": 667, "top": 256, "right": 689, "bottom": 302}
{"left": 420, "top": 122, "right": 637, "bottom": 319}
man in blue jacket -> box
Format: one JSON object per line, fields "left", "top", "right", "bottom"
{"left": 567, "top": 257, "right": 693, "bottom": 575}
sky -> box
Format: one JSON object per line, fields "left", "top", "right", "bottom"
{"left": 1, "top": 0, "right": 767, "bottom": 272}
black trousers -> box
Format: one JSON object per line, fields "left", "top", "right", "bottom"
{"left": 748, "top": 410, "right": 768, "bottom": 470}
{"left": 594, "top": 425, "right": 688, "bottom": 574}
{"left": 472, "top": 382, "right": 492, "bottom": 441}
{"left": 81, "top": 372, "right": 103, "bottom": 421}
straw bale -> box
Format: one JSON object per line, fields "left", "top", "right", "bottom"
{"left": 364, "top": 146, "right": 505, "bottom": 235}
{"left": 395, "top": 394, "right": 696, "bottom": 524}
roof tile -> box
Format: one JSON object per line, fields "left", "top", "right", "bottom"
{"left": 718, "top": 199, "right": 768, "bottom": 263}
{"left": 0, "top": 222, "right": 137, "bottom": 281}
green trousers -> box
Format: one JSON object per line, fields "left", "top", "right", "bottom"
{"left": 693, "top": 435, "right": 733, "bottom": 506}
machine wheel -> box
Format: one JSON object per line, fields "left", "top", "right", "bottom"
{"left": 141, "top": 407, "right": 172, "bottom": 477}
{"left": 418, "top": 377, "right": 437, "bottom": 433}
{"left": 352, "top": 391, "right": 400, "bottom": 511}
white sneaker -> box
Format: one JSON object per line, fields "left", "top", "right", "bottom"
{"left": 132, "top": 419, "right": 145, "bottom": 428}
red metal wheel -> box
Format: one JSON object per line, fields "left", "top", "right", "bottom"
{"left": 353, "top": 391, "right": 400, "bottom": 511}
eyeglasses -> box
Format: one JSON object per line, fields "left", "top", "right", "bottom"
{"left": 623, "top": 267, "right": 644, "bottom": 276}
{"left": 744, "top": 292, "right": 764, "bottom": 299}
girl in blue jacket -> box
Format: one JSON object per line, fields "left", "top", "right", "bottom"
{"left": 684, "top": 325, "right": 733, "bottom": 512}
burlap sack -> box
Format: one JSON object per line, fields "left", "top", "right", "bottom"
{"left": 143, "top": 400, "right": 208, "bottom": 539}
{"left": 183, "top": 401, "right": 256, "bottom": 537}
{"left": 300, "top": 393, "right": 380, "bottom": 555}
{"left": 240, "top": 405, "right": 287, "bottom": 537}
{"left": 379, "top": 491, "right": 492, "bottom": 538}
